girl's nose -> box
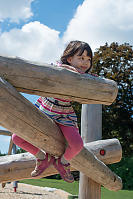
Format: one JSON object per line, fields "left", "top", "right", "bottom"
{"left": 84, "top": 60, "right": 89, "bottom": 65}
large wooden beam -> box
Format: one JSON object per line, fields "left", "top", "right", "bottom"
{"left": 0, "top": 139, "right": 122, "bottom": 183}
{"left": 0, "top": 55, "right": 118, "bottom": 105}
{"left": 0, "top": 78, "right": 122, "bottom": 191}
{"left": 0, "top": 77, "right": 65, "bottom": 157}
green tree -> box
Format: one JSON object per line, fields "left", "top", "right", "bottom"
{"left": 92, "top": 42, "right": 133, "bottom": 155}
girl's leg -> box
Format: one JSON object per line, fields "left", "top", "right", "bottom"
{"left": 57, "top": 124, "right": 83, "bottom": 160}
{"left": 12, "top": 134, "right": 39, "bottom": 155}
{"left": 12, "top": 134, "right": 54, "bottom": 177}
{"left": 53, "top": 123, "right": 83, "bottom": 183}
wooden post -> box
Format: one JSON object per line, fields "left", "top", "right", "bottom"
{"left": 79, "top": 104, "right": 102, "bottom": 199}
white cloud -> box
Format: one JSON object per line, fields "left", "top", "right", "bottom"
{"left": 0, "top": 0, "right": 34, "bottom": 23}
{"left": 0, "top": 21, "right": 63, "bottom": 63}
{"left": 0, "top": 0, "right": 132, "bottom": 64}
{"left": 63, "top": 0, "right": 133, "bottom": 51}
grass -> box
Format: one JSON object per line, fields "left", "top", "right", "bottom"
{"left": 20, "top": 178, "right": 79, "bottom": 195}
{"left": 20, "top": 178, "right": 133, "bottom": 199}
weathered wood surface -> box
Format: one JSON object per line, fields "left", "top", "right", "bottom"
{"left": 79, "top": 104, "right": 102, "bottom": 199}
{"left": 0, "top": 78, "right": 122, "bottom": 191}
{"left": 0, "top": 139, "right": 122, "bottom": 183}
{"left": 0, "top": 77, "right": 65, "bottom": 156}
{"left": 0, "top": 153, "right": 60, "bottom": 183}
{"left": 85, "top": 138, "right": 122, "bottom": 164}
{"left": 0, "top": 130, "right": 12, "bottom": 136}
{"left": 0, "top": 55, "right": 118, "bottom": 105}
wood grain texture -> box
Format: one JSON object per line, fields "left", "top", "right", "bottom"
{"left": 85, "top": 138, "right": 122, "bottom": 164}
{"left": 0, "top": 77, "right": 65, "bottom": 157}
{"left": 0, "top": 153, "right": 61, "bottom": 183}
{"left": 0, "top": 55, "right": 118, "bottom": 105}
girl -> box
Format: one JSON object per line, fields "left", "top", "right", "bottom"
{"left": 12, "top": 40, "right": 93, "bottom": 183}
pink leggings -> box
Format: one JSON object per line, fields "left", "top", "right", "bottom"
{"left": 12, "top": 123, "right": 83, "bottom": 161}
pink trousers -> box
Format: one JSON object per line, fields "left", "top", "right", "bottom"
{"left": 12, "top": 123, "right": 83, "bottom": 161}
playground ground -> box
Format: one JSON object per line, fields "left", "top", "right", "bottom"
{"left": 0, "top": 183, "right": 70, "bottom": 199}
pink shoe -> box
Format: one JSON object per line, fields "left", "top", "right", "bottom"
{"left": 31, "top": 153, "right": 54, "bottom": 177}
{"left": 53, "top": 158, "right": 74, "bottom": 183}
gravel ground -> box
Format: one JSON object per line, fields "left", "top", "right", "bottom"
{"left": 0, "top": 183, "right": 71, "bottom": 199}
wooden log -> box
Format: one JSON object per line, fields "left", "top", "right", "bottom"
{"left": 0, "top": 153, "right": 61, "bottom": 183}
{"left": 0, "top": 139, "right": 121, "bottom": 183}
{"left": 0, "top": 130, "right": 12, "bottom": 136}
{"left": 69, "top": 148, "right": 122, "bottom": 191}
{"left": 0, "top": 77, "right": 65, "bottom": 157}
{"left": 79, "top": 104, "right": 102, "bottom": 199}
{"left": 0, "top": 78, "right": 122, "bottom": 191}
{"left": 85, "top": 138, "right": 122, "bottom": 165}
{"left": 0, "top": 55, "right": 118, "bottom": 105}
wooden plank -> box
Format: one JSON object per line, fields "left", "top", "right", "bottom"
{"left": 0, "top": 78, "right": 122, "bottom": 191}
{"left": 79, "top": 104, "right": 102, "bottom": 199}
{"left": 0, "top": 55, "right": 118, "bottom": 105}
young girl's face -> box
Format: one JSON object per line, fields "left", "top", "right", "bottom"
{"left": 67, "top": 50, "right": 91, "bottom": 73}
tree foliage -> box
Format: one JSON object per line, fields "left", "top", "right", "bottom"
{"left": 92, "top": 42, "right": 133, "bottom": 155}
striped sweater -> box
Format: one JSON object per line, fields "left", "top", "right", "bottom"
{"left": 35, "top": 97, "right": 78, "bottom": 128}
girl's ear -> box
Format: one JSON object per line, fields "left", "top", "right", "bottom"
{"left": 67, "top": 57, "right": 72, "bottom": 64}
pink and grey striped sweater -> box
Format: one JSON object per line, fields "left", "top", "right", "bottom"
{"left": 35, "top": 97, "right": 78, "bottom": 128}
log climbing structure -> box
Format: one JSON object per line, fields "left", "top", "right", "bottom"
{"left": 0, "top": 55, "right": 122, "bottom": 194}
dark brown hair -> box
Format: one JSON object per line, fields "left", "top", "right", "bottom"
{"left": 61, "top": 40, "right": 93, "bottom": 73}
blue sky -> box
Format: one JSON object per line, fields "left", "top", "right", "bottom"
{"left": 0, "top": 0, "right": 133, "bottom": 153}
